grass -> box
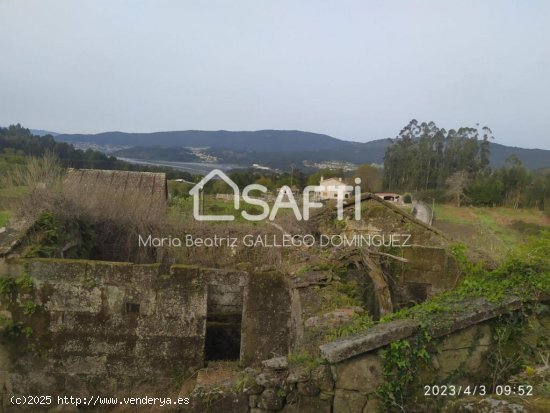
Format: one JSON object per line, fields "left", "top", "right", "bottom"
{"left": 170, "top": 194, "right": 298, "bottom": 223}
{"left": 0, "top": 186, "right": 28, "bottom": 219}
{"left": 434, "top": 204, "right": 549, "bottom": 226}
{"left": 433, "top": 204, "right": 549, "bottom": 257}
{"left": 0, "top": 186, "right": 29, "bottom": 199}
{"left": 171, "top": 196, "right": 264, "bottom": 223}
{"left": 0, "top": 211, "right": 11, "bottom": 227}
{"left": 380, "top": 232, "right": 550, "bottom": 326}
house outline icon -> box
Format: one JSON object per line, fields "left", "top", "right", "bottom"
{"left": 189, "top": 169, "right": 240, "bottom": 221}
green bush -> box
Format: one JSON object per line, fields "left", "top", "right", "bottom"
{"left": 414, "top": 189, "right": 447, "bottom": 203}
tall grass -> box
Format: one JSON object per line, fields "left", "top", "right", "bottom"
{"left": 1, "top": 150, "right": 64, "bottom": 190}
{"left": 0, "top": 151, "right": 64, "bottom": 220}
{"left": 0, "top": 211, "right": 11, "bottom": 227}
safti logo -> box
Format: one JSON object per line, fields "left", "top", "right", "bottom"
{"left": 189, "top": 169, "right": 362, "bottom": 222}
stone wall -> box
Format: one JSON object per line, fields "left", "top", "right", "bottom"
{"left": 0, "top": 259, "right": 292, "bottom": 398}
{"left": 327, "top": 322, "right": 494, "bottom": 413}
{"left": 203, "top": 268, "right": 248, "bottom": 314}
{"left": 241, "top": 271, "right": 292, "bottom": 366}
{"left": 233, "top": 298, "right": 549, "bottom": 413}
{"left": 343, "top": 196, "right": 462, "bottom": 308}
{"left": 0, "top": 259, "right": 207, "bottom": 395}
{"left": 394, "top": 245, "right": 461, "bottom": 304}
{"left": 318, "top": 298, "right": 550, "bottom": 413}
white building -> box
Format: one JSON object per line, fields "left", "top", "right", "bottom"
{"left": 315, "top": 176, "right": 352, "bottom": 200}
{"left": 375, "top": 192, "right": 403, "bottom": 204}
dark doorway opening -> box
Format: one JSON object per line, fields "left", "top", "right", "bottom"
{"left": 205, "top": 312, "right": 242, "bottom": 361}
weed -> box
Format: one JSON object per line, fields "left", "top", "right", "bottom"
{"left": 378, "top": 327, "right": 432, "bottom": 412}
{"left": 324, "top": 313, "right": 374, "bottom": 341}
{"left": 0, "top": 277, "right": 16, "bottom": 298}
{"left": 15, "top": 274, "right": 33, "bottom": 291}
{"left": 21, "top": 301, "right": 39, "bottom": 316}
{"left": 288, "top": 351, "right": 325, "bottom": 369}
{"left": 4, "top": 320, "right": 32, "bottom": 339}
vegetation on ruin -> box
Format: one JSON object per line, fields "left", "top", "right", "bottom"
{"left": 22, "top": 211, "right": 97, "bottom": 259}
{"left": 0, "top": 272, "right": 33, "bottom": 300}
{"left": 324, "top": 313, "right": 375, "bottom": 342}
{"left": 378, "top": 326, "right": 432, "bottom": 411}
{"left": 378, "top": 232, "right": 550, "bottom": 327}
{"left": 0, "top": 270, "right": 38, "bottom": 349}
{"left": 375, "top": 233, "right": 550, "bottom": 411}
{"left": 287, "top": 351, "right": 326, "bottom": 369}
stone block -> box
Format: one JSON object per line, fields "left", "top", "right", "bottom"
{"left": 287, "top": 366, "right": 310, "bottom": 383}
{"left": 262, "top": 356, "right": 289, "bottom": 370}
{"left": 333, "top": 389, "right": 367, "bottom": 413}
{"left": 281, "top": 396, "right": 331, "bottom": 413}
{"left": 305, "top": 307, "right": 363, "bottom": 329}
{"left": 362, "top": 396, "right": 384, "bottom": 413}
{"left": 297, "top": 381, "right": 320, "bottom": 397}
{"left": 259, "top": 388, "right": 284, "bottom": 411}
{"left": 311, "top": 364, "right": 334, "bottom": 391}
{"left": 334, "top": 353, "right": 383, "bottom": 394}
{"left": 320, "top": 319, "right": 419, "bottom": 363}
{"left": 255, "top": 370, "right": 286, "bottom": 388}
{"left": 241, "top": 271, "right": 291, "bottom": 365}
{"left": 436, "top": 324, "right": 492, "bottom": 378}
{"left": 249, "top": 394, "right": 260, "bottom": 408}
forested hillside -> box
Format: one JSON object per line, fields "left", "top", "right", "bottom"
{"left": 58, "top": 128, "right": 550, "bottom": 170}
{"left": 0, "top": 124, "right": 193, "bottom": 180}
{"left": 383, "top": 120, "right": 550, "bottom": 213}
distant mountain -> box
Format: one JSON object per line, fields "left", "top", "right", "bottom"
{"left": 31, "top": 129, "right": 59, "bottom": 137}
{"left": 486, "top": 142, "right": 550, "bottom": 169}
{"left": 56, "top": 130, "right": 550, "bottom": 170}
{"left": 56, "top": 130, "right": 346, "bottom": 152}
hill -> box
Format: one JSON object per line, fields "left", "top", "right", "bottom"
{"left": 56, "top": 130, "right": 550, "bottom": 170}
{"left": 30, "top": 129, "right": 59, "bottom": 137}
{"left": 487, "top": 142, "right": 550, "bottom": 168}
{"left": 56, "top": 130, "right": 347, "bottom": 152}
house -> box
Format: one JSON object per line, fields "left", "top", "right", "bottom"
{"left": 375, "top": 192, "right": 403, "bottom": 204}
{"left": 315, "top": 176, "right": 352, "bottom": 200}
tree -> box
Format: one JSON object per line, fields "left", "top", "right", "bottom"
{"left": 355, "top": 164, "right": 382, "bottom": 193}
{"left": 255, "top": 176, "right": 275, "bottom": 190}
{"left": 383, "top": 120, "right": 495, "bottom": 193}
{"left": 445, "top": 171, "right": 470, "bottom": 206}
{"left": 465, "top": 175, "right": 504, "bottom": 206}
{"left": 501, "top": 155, "right": 529, "bottom": 209}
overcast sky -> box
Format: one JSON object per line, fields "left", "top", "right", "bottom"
{"left": 1, "top": 1, "right": 549, "bottom": 149}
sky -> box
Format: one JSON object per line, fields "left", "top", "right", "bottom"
{"left": 1, "top": 1, "right": 549, "bottom": 149}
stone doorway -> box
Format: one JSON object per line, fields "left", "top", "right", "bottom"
{"left": 205, "top": 312, "right": 242, "bottom": 361}
{"left": 204, "top": 276, "right": 244, "bottom": 362}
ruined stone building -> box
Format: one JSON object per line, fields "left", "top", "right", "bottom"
{"left": 1, "top": 177, "right": 548, "bottom": 413}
